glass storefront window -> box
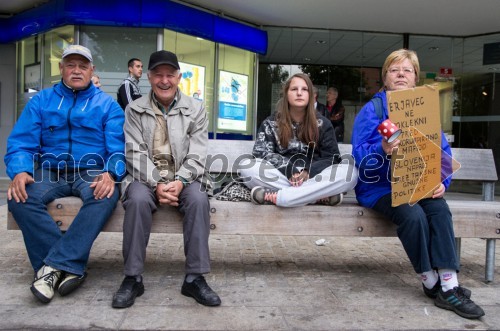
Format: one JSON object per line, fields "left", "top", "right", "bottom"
{"left": 217, "top": 44, "right": 255, "bottom": 139}
{"left": 452, "top": 34, "right": 500, "bottom": 152}
{"left": 42, "top": 26, "right": 75, "bottom": 88}
{"left": 16, "top": 35, "right": 41, "bottom": 119}
{"left": 80, "top": 26, "right": 157, "bottom": 98}
{"left": 164, "top": 30, "right": 216, "bottom": 134}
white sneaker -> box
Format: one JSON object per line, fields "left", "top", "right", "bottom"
{"left": 30, "top": 265, "right": 62, "bottom": 303}
{"left": 317, "top": 193, "right": 343, "bottom": 206}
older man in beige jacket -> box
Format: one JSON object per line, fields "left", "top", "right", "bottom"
{"left": 112, "top": 50, "right": 220, "bottom": 309}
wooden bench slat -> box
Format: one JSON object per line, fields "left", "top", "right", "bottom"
{"left": 7, "top": 197, "right": 500, "bottom": 239}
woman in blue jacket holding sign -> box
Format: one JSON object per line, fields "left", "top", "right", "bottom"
{"left": 351, "top": 49, "right": 484, "bottom": 319}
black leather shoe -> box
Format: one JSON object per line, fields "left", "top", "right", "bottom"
{"left": 181, "top": 276, "right": 221, "bottom": 306}
{"left": 112, "top": 276, "right": 145, "bottom": 308}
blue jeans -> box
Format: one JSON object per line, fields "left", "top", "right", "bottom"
{"left": 372, "top": 194, "right": 459, "bottom": 273}
{"left": 8, "top": 168, "right": 119, "bottom": 275}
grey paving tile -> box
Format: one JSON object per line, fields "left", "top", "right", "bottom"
{"left": 0, "top": 204, "right": 499, "bottom": 330}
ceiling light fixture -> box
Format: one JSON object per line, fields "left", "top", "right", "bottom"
{"left": 428, "top": 46, "right": 439, "bottom": 51}
{"left": 303, "top": 57, "right": 311, "bottom": 62}
{"left": 315, "top": 40, "right": 326, "bottom": 44}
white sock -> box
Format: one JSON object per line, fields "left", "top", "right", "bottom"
{"left": 419, "top": 270, "right": 439, "bottom": 289}
{"left": 438, "top": 269, "right": 459, "bottom": 292}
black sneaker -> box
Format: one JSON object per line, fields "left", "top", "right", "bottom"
{"left": 423, "top": 280, "right": 471, "bottom": 299}
{"left": 435, "top": 286, "right": 485, "bottom": 319}
{"left": 250, "top": 186, "right": 278, "bottom": 205}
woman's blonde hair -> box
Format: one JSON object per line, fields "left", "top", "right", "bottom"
{"left": 381, "top": 48, "right": 420, "bottom": 85}
{"left": 275, "top": 73, "right": 319, "bottom": 147}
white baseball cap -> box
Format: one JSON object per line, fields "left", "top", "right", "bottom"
{"left": 62, "top": 45, "right": 93, "bottom": 62}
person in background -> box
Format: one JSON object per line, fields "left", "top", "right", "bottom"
{"left": 112, "top": 50, "right": 221, "bottom": 309}
{"left": 351, "top": 48, "right": 485, "bottom": 319}
{"left": 117, "top": 58, "right": 143, "bottom": 110}
{"left": 240, "top": 73, "right": 357, "bottom": 207}
{"left": 91, "top": 73, "right": 101, "bottom": 88}
{"left": 325, "top": 87, "right": 345, "bottom": 142}
{"left": 313, "top": 86, "right": 328, "bottom": 115}
{"left": 5, "top": 45, "right": 125, "bottom": 304}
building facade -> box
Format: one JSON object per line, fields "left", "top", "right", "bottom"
{"left": 1, "top": 0, "right": 499, "bottom": 185}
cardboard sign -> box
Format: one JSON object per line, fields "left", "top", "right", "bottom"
{"left": 387, "top": 85, "right": 442, "bottom": 207}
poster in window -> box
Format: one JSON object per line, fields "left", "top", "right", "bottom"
{"left": 218, "top": 70, "right": 248, "bottom": 131}
{"left": 24, "top": 63, "right": 41, "bottom": 92}
{"left": 179, "top": 62, "right": 205, "bottom": 101}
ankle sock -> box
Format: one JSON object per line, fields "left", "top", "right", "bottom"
{"left": 420, "top": 270, "right": 439, "bottom": 289}
{"left": 438, "top": 269, "right": 458, "bottom": 292}
{"left": 185, "top": 273, "right": 201, "bottom": 283}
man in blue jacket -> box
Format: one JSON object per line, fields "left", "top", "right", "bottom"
{"left": 5, "top": 45, "right": 126, "bottom": 304}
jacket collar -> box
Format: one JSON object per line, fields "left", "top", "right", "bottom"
{"left": 151, "top": 90, "right": 178, "bottom": 115}
{"left": 127, "top": 75, "right": 140, "bottom": 85}
{"left": 56, "top": 79, "right": 96, "bottom": 98}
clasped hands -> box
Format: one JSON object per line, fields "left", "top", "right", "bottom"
{"left": 289, "top": 169, "right": 309, "bottom": 187}
{"left": 156, "top": 180, "right": 184, "bottom": 206}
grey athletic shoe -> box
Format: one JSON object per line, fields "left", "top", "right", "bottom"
{"left": 250, "top": 186, "right": 278, "bottom": 205}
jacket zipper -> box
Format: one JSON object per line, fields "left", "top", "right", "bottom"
{"left": 66, "top": 91, "right": 77, "bottom": 162}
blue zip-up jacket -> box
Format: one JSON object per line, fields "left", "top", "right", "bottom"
{"left": 4, "top": 81, "right": 126, "bottom": 181}
{"left": 351, "top": 90, "right": 452, "bottom": 208}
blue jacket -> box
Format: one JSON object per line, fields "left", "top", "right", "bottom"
{"left": 351, "top": 90, "right": 452, "bottom": 208}
{"left": 5, "top": 81, "right": 126, "bottom": 181}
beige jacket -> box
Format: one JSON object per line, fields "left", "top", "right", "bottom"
{"left": 121, "top": 90, "right": 211, "bottom": 197}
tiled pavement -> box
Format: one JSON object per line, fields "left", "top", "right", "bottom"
{"left": 0, "top": 179, "right": 499, "bottom": 330}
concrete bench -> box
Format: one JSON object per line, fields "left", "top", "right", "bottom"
{"left": 7, "top": 140, "right": 500, "bottom": 281}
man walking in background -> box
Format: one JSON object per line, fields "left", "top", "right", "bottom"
{"left": 117, "top": 58, "right": 143, "bottom": 110}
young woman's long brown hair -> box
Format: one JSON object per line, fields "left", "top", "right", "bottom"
{"left": 275, "top": 73, "right": 319, "bottom": 147}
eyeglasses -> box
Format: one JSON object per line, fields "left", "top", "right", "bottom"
{"left": 387, "top": 67, "right": 415, "bottom": 75}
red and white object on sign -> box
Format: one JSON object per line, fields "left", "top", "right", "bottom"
{"left": 377, "top": 119, "right": 401, "bottom": 143}
{"left": 440, "top": 67, "right": 453, "bottom": 77}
